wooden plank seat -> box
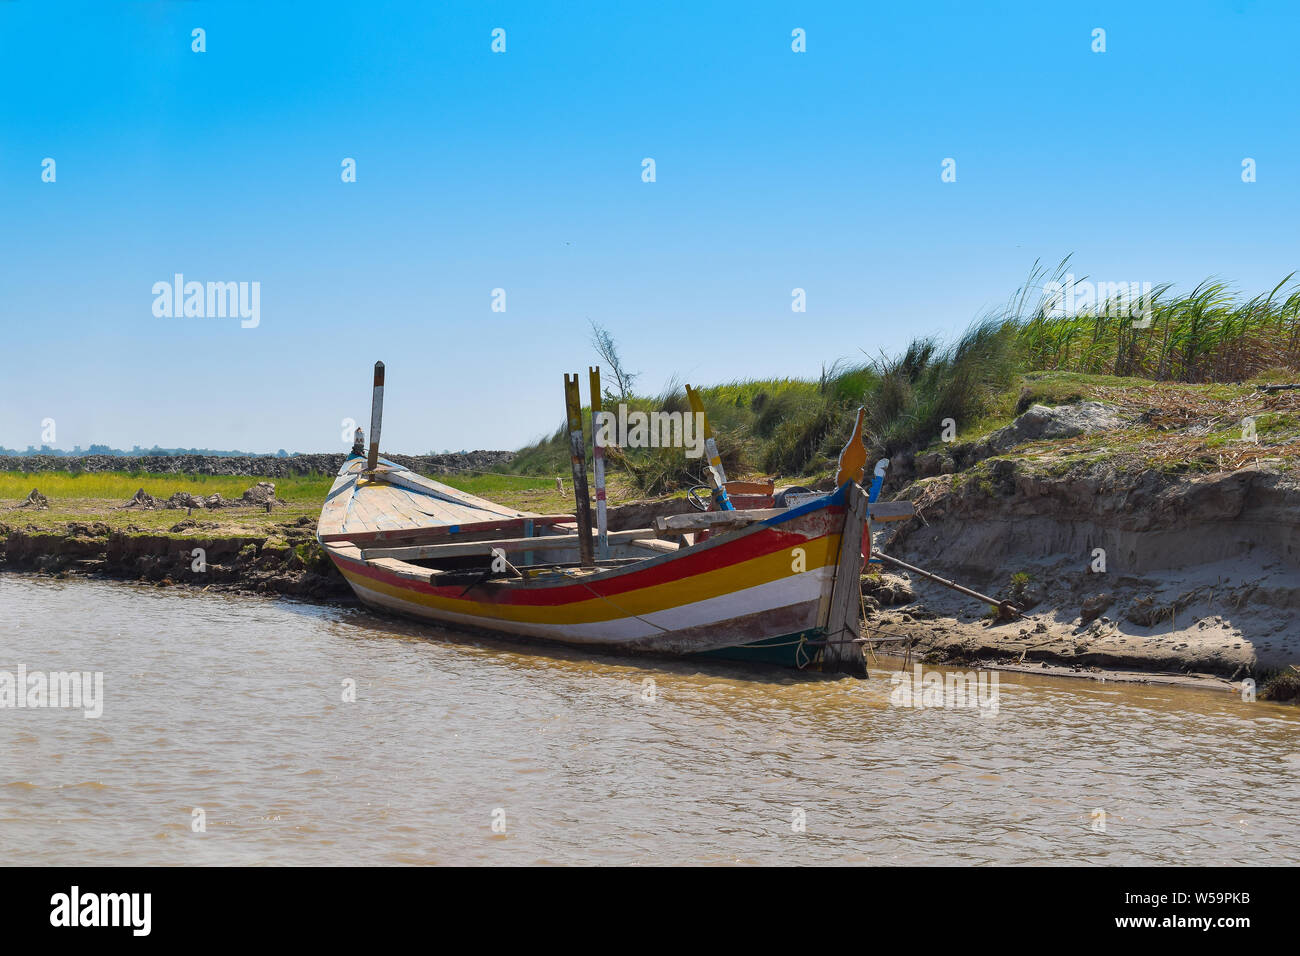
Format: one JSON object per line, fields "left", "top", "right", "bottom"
{"left": 320, "top": 513, "right": 576, "bottom": 544}
{"left": 867, "top": 500, "right": 915, "bottom": 522}
{"left": 362, "top": 528, "right": 657, "bottom": 562}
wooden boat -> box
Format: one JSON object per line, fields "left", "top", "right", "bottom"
{"left": 317, "top": 364, "right": 897, "bottom": 676}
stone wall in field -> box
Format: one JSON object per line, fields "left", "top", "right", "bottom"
{"left": 0, "top": 451, "right": 516, "bottom": 477}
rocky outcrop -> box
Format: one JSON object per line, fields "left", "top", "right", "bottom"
{"left": 982, "top": 402, "right": 1126, "bottom": 454}
{"left": 861, "top": 572, "right": 915, "bottom": 606}
{"left": 124, "top": 488, "right": 158, "bottom": 508}
{"left": 122, "top": 481, "right": 287, "bottom": 511}
{"left": 16, "top": 488, "right": 49, "bottom": 509}
{"left": 1080, "top": 592, "right": 1113, "bottom": 624}
{"left": 895, "top": 401, "right": 1128, "bottom": 482}
{"left": 240, "top": 481, "right": 282, "bottom": 506}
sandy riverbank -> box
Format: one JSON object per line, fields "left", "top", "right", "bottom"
{"left": 861, "top": 466, "right": 1299, "bottom": 698}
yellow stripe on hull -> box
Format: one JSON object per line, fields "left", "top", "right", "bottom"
{"left": 335, "top": 531, "right": 842, "bottom": 628}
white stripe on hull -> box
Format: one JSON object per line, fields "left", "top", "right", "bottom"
{"left": 343, "top": 564, "right": 834, "bottom": 652}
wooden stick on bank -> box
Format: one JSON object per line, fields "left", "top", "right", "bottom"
{"left": 875, "top": 551, "right": 1023, "bottom": 621}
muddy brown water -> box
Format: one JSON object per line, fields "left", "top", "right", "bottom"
{"left": 2, "top": 575, "right": 1297, "bottom": 865}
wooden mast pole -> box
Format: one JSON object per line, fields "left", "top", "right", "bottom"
{"left": 366, "top": 361, "right": 385, "bottom": 473}
{"left": 564, "top": 374, "right": 595, "bottom": 568}
{"left": 589, "top": 366, "right": 609, "bottom": 560}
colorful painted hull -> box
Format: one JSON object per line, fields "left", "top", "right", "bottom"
{"left": 318, "top": 457, "right": 868, "bottom": 674}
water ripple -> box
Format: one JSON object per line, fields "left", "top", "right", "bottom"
{"left": 2, "top": 574, "right": 1297, "bottom": 865}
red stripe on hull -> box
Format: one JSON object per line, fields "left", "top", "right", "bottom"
{"left": 335, "top": 508, "right": 843, "bottom": 609}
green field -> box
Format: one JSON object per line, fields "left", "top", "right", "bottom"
{"left": 0, "top": 469, "right": 597, "bottom": 536}
{"left": 0, "top": 471, "right": 333, "bottom": 503}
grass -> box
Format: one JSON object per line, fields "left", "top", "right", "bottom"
{"left": 1261, "top": 670, "right": 1300, "bottom": 703}
{"left": 0, "top": 468, "right": 630, "bottom": 536}
{"left": 508, "top": 319, "right": 1030, "bottom": 493}
{"left": 442, "top": 470, "right": 633, "bottom": 514}
{"left": 0, "top": 471, "right": 326, "bottom": 536}
{"left": 0, "top": 469, "right": 581, "bottom": 508}
{"left": 504, "top": 267, "right": 1300, "bottom": 494}
{"left": 0, "top": 471, "right": 333, "bottom": 502}
{"left": 1018, "top": 268, "right": 1300, "bottom": 383}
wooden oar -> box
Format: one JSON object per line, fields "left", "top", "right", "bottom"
{"left": 874, "top": 551, "right": 1022, "bottom": 620}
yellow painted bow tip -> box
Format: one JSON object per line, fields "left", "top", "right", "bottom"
{"left": 835, "top": 407, "right": 869, "bottom": 488}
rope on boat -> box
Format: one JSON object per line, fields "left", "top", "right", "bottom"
{"left": 861, "top": 590, "right": 878, "bottom": 668}
{"left": 718, "top": 635, "right": 812, "bottom": 668}
{"left": 564, "top": 571, "right": 676, "bottom": 635}
{"left": 566, "top": 575, "right": 818, "bottom": 668}
{"left": 560, "top": 573, "right": 901, "bottom": 672}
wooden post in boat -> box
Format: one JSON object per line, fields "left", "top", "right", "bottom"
{"left": 589, "top": 366, "right": 610, "bottom": 560}
{"left": 522, "top": 518, "right": 534, "bottom": 568}
{"left": 366, "top": 361, "right": 385, "bottom": 473}
{"left": 822, "top": 481, "right": 869, "bottom": 677}
{"left": 564, "top": 374, "right": 595, "bottom": 568}
{"left": 868, "top": 457, "right": 889, "bottom": 503}
{"left": 684, "top": 383, "right": 733, "bottom": 511}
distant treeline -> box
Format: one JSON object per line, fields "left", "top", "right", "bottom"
{"left": 0, "top": 445, "right": 294, "bottom": 458}
{"left": 1, "top": 445, "right": 480, "bottom": 458}
{"left": 0, "top": 450, "right": 515, "bottom": 478}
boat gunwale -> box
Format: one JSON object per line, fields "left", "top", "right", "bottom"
{"left": 325, "top": 490, "right": 850, "bottom": 593}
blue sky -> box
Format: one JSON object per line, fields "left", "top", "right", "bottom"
{"left": 2, "top": 1, "right": 1297, "bottom": 454}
